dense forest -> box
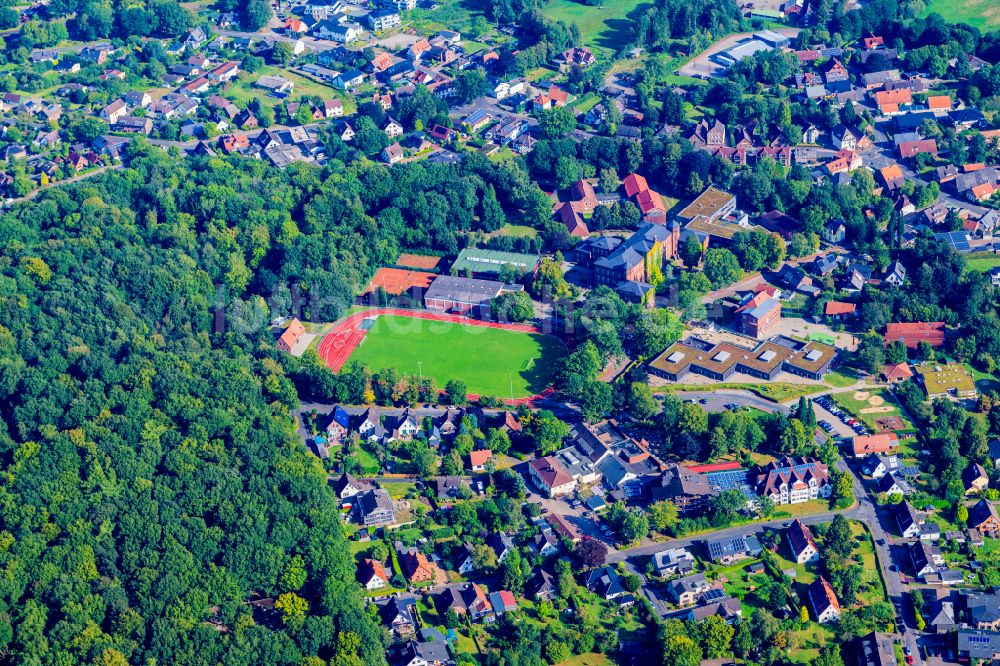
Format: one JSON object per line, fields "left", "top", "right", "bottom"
{"left": 0, "top": 146, "right": 408, "bottom": 665}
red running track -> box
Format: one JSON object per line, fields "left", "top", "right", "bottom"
{"left": 316, "top": 308, "right": 555, "bottom": 405}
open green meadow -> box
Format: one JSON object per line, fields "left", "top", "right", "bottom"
{"left": 923, "top": 0, "right": 1000, "bottom": 31}
{"left": 346, "top": 315, "right": 566, "bottom": 397}
{"left": 541, "top": 0, "right": 651, "bottom": 55}
{"left": 222, "top": 66, "right": 354, "bottom": 113}
{"left": 964, "top": 251, "right": 1000, "bottom": 273}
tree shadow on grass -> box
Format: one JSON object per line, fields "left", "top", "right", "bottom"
{"left": 516, "top": 334, "right": 568, "bottom": 395}
{"left": 592, "top": 2, "right": 654, "bottom": 54}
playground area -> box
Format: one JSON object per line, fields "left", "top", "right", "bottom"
{"left": 832, "top": 388, "right": 914, "bottom": 431}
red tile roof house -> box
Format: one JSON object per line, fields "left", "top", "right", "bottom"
{"left": 883, "top": 362, "right": 914, "bottom": 383}
{"left": 546, "top": 513, "right": 581, "bottom": 542}
{"left": 786, "top": 519, "right": 820, "bottom": 564}
{"left": 824, "top": 301, "right": 856, "bottom": 320}
{"left": 875, "top": 88, "right": 912, "bottom": 115}
{"left": 570, "top": 178, "right": 598, "bottom": 213}
{"left": 400, "top": 549, "right": 435, "bottom": 582}
{"left": 863, "top": 34, "right": 885, "bottom": 49}
{"left": 528, "top": 456, "right": 576, "bottom": 497}
{"left": 468, "top": 449, "right": 493, "bottom": 472}
{"left": 852, "top": 432, "right": 899, "bottom": 457}
{"left": 884, "top": 321, "right": 945, "bottom": 348}
{"left": 899, "top": 139, "right": 938, "bottom": 160}
{"left": 276, "top": 317, "right": 305, "bottom": 352}
{"left": 358, "top": 558, "right": 389, "bottom": 590}
{"left": 623, "top": 172, "right": 668, "bottom": 218}
{"left": 557, "top": 201, "right": 590, "bottom": 238}
{"left": 809, "top": 577, "right": 842, "bottom": 623}
{"left": 220, "top": 133, "right": 250, "bottom": 154}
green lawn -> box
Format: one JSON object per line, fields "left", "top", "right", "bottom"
{"left": 541, "top": 0, "right": 651, "bottom": 55}
{"left": 572, "top": 91, "right": 601, "bottom": 114}
{"left": 381, "top": 480, "right": 418, "bottom": 499}
{"left": 664, "top": 382, "right": 826, "bottom": 402}
{"left": 493, "top": 223, "right": 539, "bottom": 238}
{"left": 346, "top": 315, "right": 566, "bottom": 397}
{"left": 555, "top": 654, "right": 613, "bottom": 666}
{"left": 460, "top": 39, "right": 492, "bottom": 55}
{"left": 824, "top": 369, "right": 861, "bottom": 388}
{"left": 222, "top": 66, "right": 353, "bottom": 113}
{"left": 355, "top": 444, "right": 381, "bottom": 475}
{"left": 922, "top": 0, "right": 1000, "bottom": 31}
{"left": 964, "top": 251, "right": 1000, "bottom": 273}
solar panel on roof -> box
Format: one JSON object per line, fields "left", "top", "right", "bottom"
{"left": 701, "top": 589, "right": 726, "bottom": 602}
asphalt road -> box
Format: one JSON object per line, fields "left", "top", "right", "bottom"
{"left": 605, "top": 505, "right": 867, "bottom": 564}
{"left": 653, "top": 389, "right": 792, "bottom": 414}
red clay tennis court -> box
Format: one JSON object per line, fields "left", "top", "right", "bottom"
{"left": 361, "top": 268, "right": 436, "bottom": 297}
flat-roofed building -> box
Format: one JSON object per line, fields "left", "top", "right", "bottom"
{"left": 452, "top": 248, "right": 541, "bottom": 278}
{"left": 647, "top": 336, "right": 836, "bottom": 382}
{"left": 424, "top": 275, "right": 513, "bottom": 318}
{"left": 675, "top": 186, "right": 738, "bottom": 225}
{"left": 917, "top": 363, "right": 977, "bottom": 400}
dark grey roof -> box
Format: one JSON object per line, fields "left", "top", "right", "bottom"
{"left": 969, "top": 593, "right": 1000, "bottom": 625}
{"left": 854, "top": 631, "right": 896, "bottom": 666}
{"left": 706, "top": 535, "right": 760, "bottom": 560}
{"left": 405, "top": 639, "right": 450, "bottom": 663}
{"left": 586, "top": 566, "right": 625, "bottom": 598}
{"left": 425, "top": 275, "right": 505, "bottom": 306}
{"left": 957, "top": 630, "right": 1000, "bottom": 659}
{"left": 358, "top": 488, "right": 392, "bottom": 516}
{"left": 669, "top": 573, "right": 707, "bottom": 596}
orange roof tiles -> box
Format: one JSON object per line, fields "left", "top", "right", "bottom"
{"left": 852, "top": 432, "right": 899, "bottom": 456}
{"left": 884, "top": 321, "right": 945, "bottom": 348}
{"left": 623, "top": 173, "right": 649, "bottom": 198}
{"left": 927, "top": 95, "right": 951, "bottom": 110}
{"left": 880, "top": 164, "right": 904, "bottom": 185}
{"left": 278, "top": 318, "right": 305, "bottom": 351}
{"left": 972, "top": 182, "right": 998, "bottom": 201}
{"left": 469, "top": 449, "right": 493, "bottom": 467}
{"left": 875, "top": 88, "right": 912, "bottom": 109}
{"left": 883, "top": 362, "right": 913, "bottom": 381}
{"left": 825, "top": 301, "right": 857, "bottom": 316}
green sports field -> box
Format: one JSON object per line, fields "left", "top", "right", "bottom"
{"left": 541, "top": 0, "right": 650, "bottom": 55}
{"left": 923, "top": 0, "right": 1000, "bottom": 31}
{"left": 346, "top": 315, "right": 566, "bottom": 397}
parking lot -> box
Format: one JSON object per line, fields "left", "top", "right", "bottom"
{"left": 813, "top": 394, "right": 870, "bottom": 439}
